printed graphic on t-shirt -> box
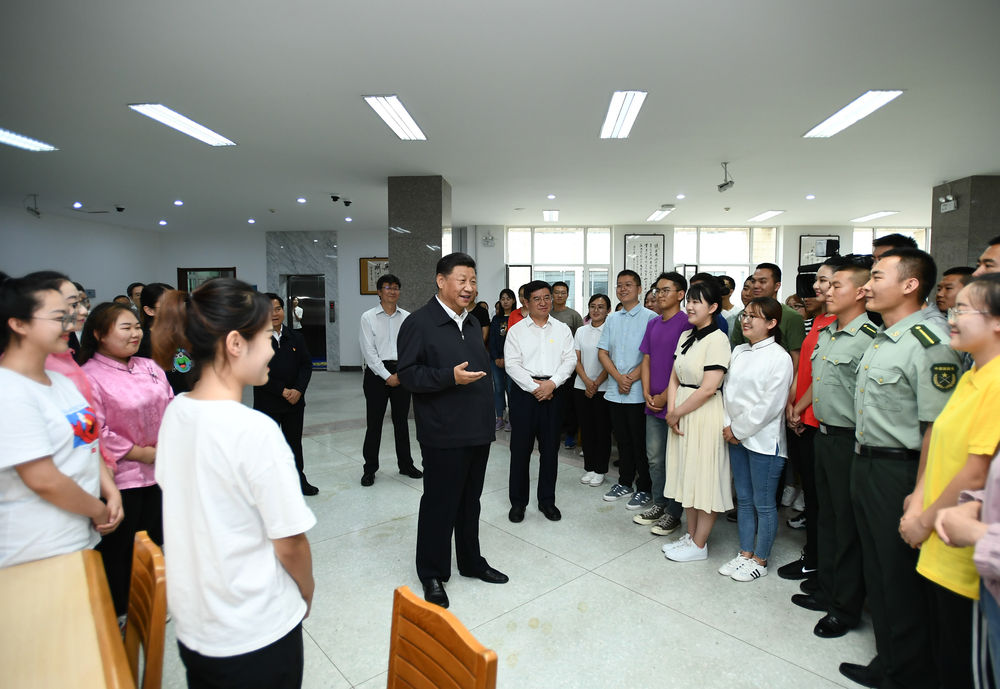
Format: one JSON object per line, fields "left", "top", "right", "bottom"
{"left": 66, "top": 405, "right": 98, "bottom": 447}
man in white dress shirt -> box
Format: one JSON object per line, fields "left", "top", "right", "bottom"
{"left": 360, "top": 274, "right": 423, "bottom": 486}
{"left": 504, "top": 280, "right": 577, "bottom": 523}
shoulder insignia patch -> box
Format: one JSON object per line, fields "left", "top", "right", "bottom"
{"left": 859, "top": 323, "right": 878, "bottom": 338}
{"left": 911, "top": 324, "right": 941, "bottom": 348}
{"left": 931, "top": 363, "right": 959, "bottom": 392}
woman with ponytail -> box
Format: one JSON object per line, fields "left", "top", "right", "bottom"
{"left": 152, "top": 279, "right": 316, "bottom": 688}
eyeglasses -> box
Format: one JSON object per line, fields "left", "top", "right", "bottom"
{"left": 650, "top": 287, "right": 679, "bottom": 296}
{"left": 33, "top": 311, "right": 77, "bottom": 330}
{"left": 381, "top": 285, "right": 401, "bottom": 292}
{"left": 947, "top": 307, "right": 989, "bottom": 322}
{"left": 738, "top": 312, "right": 762, "bottom": 322}
{"left": 530, "top": 295, "right": 552, "bottom": 304}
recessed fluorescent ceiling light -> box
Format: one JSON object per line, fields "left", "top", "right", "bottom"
{"left": 363, "top": 95, "right": 426, "bottom": 140}
{"left": 542, "top": 210, "right": 559, "bottom": 222}
{"left": 851, "top": 211, "right": 899, "bottom": 223}
{"left": 646, "top": 207, "right": 675, "bottom": 222}
{"left": 0, "top": 127, "right": 58, "bottom": 151}
{"left": 747, "top": 210, "right": 785, "bottom": 222}
{"left": 128, "top": 104, "right": 236, "bottom": 146}
{"left": 803, "top": 90, "right": 903, "bottom": 138}
{"left": 599, "top": 90, "right": 647, "bottom": 139}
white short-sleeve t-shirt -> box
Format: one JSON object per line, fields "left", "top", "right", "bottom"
{"left": 0, "top": 369, "right": 101, "bottom": 568}
{"left": 156, "top": 395, "right": 317, "bottom": 657}
{"left": 573, "top": 322, "right": 609, "bottom": 392}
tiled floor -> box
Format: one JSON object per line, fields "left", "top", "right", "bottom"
{"left": 161, "top": 371, "right": 876, "bottom": 689}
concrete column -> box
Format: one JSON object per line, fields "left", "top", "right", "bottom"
{"left": 930, "top": 175, "right": 1000, "bottom": 269}
{"left": 388, "top": 176, "right": 452, "bottom": 311}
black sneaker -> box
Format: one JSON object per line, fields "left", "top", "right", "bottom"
{"left": 777, "top": 552, "right": 816, "bottom": 580}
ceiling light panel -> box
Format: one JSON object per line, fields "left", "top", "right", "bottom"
{"left": 0, "top": 127, "right": 58, "bottom": 151}
{"left": 646, "top": 206, "right": 675, "bottom": 222}
{"left": 747, "top": 210, "right": 785, "bottom": 222}
{"left": 803, "top": 90, "right": 903, "bottom": 138}
{"left": 600, "top": 90, "right": 647, "bottom": 139}
{"left": 542, "top": 210, "right": 559, "bottom": 222}
{"left": 363, "top": 95, "right": 426, "bottom": 140}
{"left": 851, "top": 211, "right": 899, "bottom": 222}
{"left": 128, "top": 104, "right": 236, "bottom": 146}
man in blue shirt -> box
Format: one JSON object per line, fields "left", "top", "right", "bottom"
{"left": 598, "top": 270, "right": 658, "bottom": 510}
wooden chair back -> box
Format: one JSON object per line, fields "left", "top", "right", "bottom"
{"left": 124, "top": 530, "right": 167, "bottom": 689}
{"left": 387, "top": 586, "right": 497, "bottom": 689}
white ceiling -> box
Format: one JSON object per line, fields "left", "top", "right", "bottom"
{"left": 2, "top": 0, "right": 999, "bottom": 238}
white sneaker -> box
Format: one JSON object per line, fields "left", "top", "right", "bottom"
{"left": 580, "top": 471, "right": 596, "bottom": 484}
{"left": 731, "top": 559, "right": 768, "bottom": 582}
{"left": 666, "top": 539, "right": 708, "bottom": 562}
{"left": 781, "top": 485, "right": 799, "bottom": 508}
{"left": 661, "top": 533, "right": 692, "bottom": 554}
{"left": 588, "top": 473, "right": 605, "bottom": 487}
{"left": 792, "top": 491, "right": 806, "bottom": 513}
{"left": 718, "top": 553, "right": 751, "bottom": 576}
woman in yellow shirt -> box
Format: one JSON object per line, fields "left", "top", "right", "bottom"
{"left": 899, "top": 274, "right": 1000, "bottom": 689}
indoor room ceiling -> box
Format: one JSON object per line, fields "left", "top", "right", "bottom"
{"left": 1, "top": 0, "right": 998, "bottom": 237}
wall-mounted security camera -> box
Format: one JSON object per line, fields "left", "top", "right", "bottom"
{"left": 115, "top": 205, "right": 125, "bottom": 213}
{"left": 330, "top": 195, "right": 341, "bottom": 203}
{"left": 343, "top": 199, "right": 352, "bottom": 207}
{"left": 717, "top": 161, "right": 735, "bottom": 193}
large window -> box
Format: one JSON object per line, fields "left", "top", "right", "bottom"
{"left": 506, "top": 227, "right": 611, "bottom": 310}
{"left": 852, "top": 227, "right": 929, "bottom": 255}
{"left": 672, "top": 227, "right": 776, "bottom": 289}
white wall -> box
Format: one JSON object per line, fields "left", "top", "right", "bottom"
{"left": 337, "top": 224, "right": 387, "bottom": 367}
{"left": 154, "top": 227, "right": 267, "bottom": 290}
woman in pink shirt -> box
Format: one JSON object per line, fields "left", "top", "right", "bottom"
{"left": 81, "top": 301, "right": 173, "bottom": 620}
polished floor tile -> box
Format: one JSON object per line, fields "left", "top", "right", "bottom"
{"left": 160, "top": 371, "right": 875, "bottom": 688}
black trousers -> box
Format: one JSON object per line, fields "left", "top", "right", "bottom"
{"left": 557, "top": 374, "right": 578, "bottom": 439}
{"left": 362, "top": 367, "right": 413, "bottom": 474}
{"left": 415, "top": 443, "right": 489, "bottom": 582}
{"left": 575, "top": 389, "right": 611, "bottom": 474}
{"left": 179, "top": 623, "right": 303, "bottom": 689}
{"left": 258, "top": 402, "right": 308, "bottom": 482}
{"left": 508, "top": 384, "right": 560, "bottom": 508}
{"left": 813, "top": 430, "right": 865, "bottom": 625}
{"left": 852, "top": 453, "right": 935, "bottom": 689}
{"left": 607, "top": 402, "right": 651, "bottom": 492}
{"left": 924, "top": 578, "right": 975, "bottom": 689}
{"left": 787, "top": 426, "right": 818, "bottom": 567}
{"left": 96, "top": 483, "right": 163, "bottom": 616}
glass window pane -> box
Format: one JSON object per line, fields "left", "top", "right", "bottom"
{"left": 441, "top": 228, "right": 452, "bottom": 256}
{"left": 751, "top": 227, "right": 776, "bottom": 265}
{"left": 587, "top": 228, "right": 611, "bottom": 264}
{"left": 507, "top": 265, "right": 532, "bottom": 297}
{"left": 534, "top": 227, "right": 584, "bottom": 264}
{"left": 700, "top": 228, "right": 749, "bottom": 264}
{"left": 853, "top": 228, "right": 874, "bottom": 255}
{"left": 588, "top": 269, "right": 609, "bottom": 301}
{"left": 673, "top": 227, "right": 697, "bottom": 265}
{"left": 507, "top": 227, "right": 532, "bottom": 264}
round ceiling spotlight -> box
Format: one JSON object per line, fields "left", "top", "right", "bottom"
{"left": 174, "top": 199, "right": 184, "bottom": 206}
{"left": 72, "top": 201, "right": 82, "bottom": 209}
{"left": 297, "top": 197, "right": 307, "bottom": 204}
{"left": 805, "top": 194, "right": 816, "bottom": 200}
{"left": 158, "top": 220, "right": 167, "bottom": 226}
{"left": 247, "top": 218, "right": 256, "bottom": 224}
{"left": 676, "top": 194, "right": 686, "bottom": 200}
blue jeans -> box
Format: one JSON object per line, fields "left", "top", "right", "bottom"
{"left": 491, "top": 362, "right": 510, "bottom": 418}
{"left": 645, "top": 416, "right": 683, "bottom": 517}
{"left": 729, "top": 443, "right": 785, "bottom": 560}
{"left": 982, "top": 581, "right": 1000, "bottom": 686}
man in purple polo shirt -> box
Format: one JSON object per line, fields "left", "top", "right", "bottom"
{"left": 635, "top": 272, "right": 693, "bottom": 535}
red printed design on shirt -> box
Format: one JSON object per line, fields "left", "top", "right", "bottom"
{"left": 66, "top": 405, "right": 99, "bottom": 447}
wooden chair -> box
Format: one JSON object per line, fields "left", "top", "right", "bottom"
{"left": 124, "top": 530, "right": 167, "bottom": 689}
{"left": 387, "top": 586, "right": 498, "bottom": 689}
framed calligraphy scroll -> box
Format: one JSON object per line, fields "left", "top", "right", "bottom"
{"left": 359, "top": 257, "right": 390, "bottom": 295}
{"left": 624, "top": 234, "right": 665, "bottom": 292}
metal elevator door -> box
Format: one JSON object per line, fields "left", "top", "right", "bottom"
{"left": 287, "top": 275, "right": 327, "bottom": 370}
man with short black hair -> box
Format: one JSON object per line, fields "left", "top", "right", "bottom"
{"left": 935, "top": 267, "right": 974, "bottom": 314}
{"left": 973, "top": 235, "right": 1000, "bottom": 276}
{"left": 397, "top": 253, "right": 507, "bottom": 608}
{"left": 504, "top": 280, "right": 576, "bottom": 523}
{"left": 871, "top": 232, "right": 918, "bottom": 260}
{"left": 126, "top": 282, "right": 144, "bottom": 313}
{"left": 253, "top": 293, "right": 317, "bottom": 495}
{"left": 360, "top": 274, "right": 422, "bottom": 486}
{"left": 718, "top": 275, "right": 738, "bottom": 331}
{"left": 730, "top": 263, "right": 806, "bottom": 367}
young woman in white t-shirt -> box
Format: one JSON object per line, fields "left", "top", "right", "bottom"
{"left": 151, "top": 278, "right": 316, "bottom": 689}
{"left": 575, "top": 293, "right": 612, "bottom": 487}
{"left": 0, "top": 273, "right": 123, "bottom": 569}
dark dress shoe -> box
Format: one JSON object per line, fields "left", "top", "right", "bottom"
{"left": 791, "top": 593, "right": 827, "bottom": 612}
{"left": 838, "top": 661, "right": 882, "bottom": 689}
{"left": 360, "top": 473, "right": 375, "bottom": 487}
{"left": 399, "top": 465, "right": 423, "bottom": 479}
{"left": 814, "top": 614, "right": 853, "bottom": 638}
{"left": 799, "top": 576, "right": 819, "bottom": 594}
{"left": 509, "top": 505, "right": 525, "bottom": 523}
{"left": 422, "top": 578, "right": 449, "bottom": 608}
{"left": 460, "top": 566, "right": 509, "bottom": 584}
{"left": 539, "top": 504, "right": 562, "bottom": 521}
{"left": 300, "top": 480, "right": 319, "bottom": 496}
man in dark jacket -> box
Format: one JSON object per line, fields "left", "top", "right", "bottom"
{"left": 397, "top": 253, "right": 508, "bottom": 608}
{"left": 253, "top": 292, "right": 318, "bottom": 495}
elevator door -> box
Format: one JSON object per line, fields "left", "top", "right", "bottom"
{"left": 287, "top": 275, "right": 327, "bottom": 370}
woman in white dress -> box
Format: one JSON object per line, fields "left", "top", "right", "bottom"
{"left": 663, "top": 280, "right": 732, "bottom": 562}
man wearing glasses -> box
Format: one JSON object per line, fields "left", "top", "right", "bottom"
{"left": 504, "top": 281, "right": 576, "bottom": 522}
{"left": 359, "top": 274, "right": 423, "bottom": 487}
